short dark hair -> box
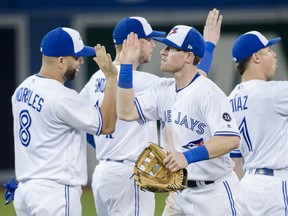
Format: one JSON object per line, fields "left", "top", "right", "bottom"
{"left": 235, "top": 56, "right": 252, "bottom": 75}
{"left": 193, "top": 56, "right": 201, "bottom": 65}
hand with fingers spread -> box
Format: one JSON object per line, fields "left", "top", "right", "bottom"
{"left": 203, "top": 8, "right": 223, "bottom": 46}
{"left": 94, "top": 44, "right": 118, "bottom": 79}
{"left": 120, "top": 32, "right": 141, "bottom": 65}
{"left": 163, "top": 152, "right": 188, "bottom": 173}
{"left": 197, "top": 8, "right": 223, "bottom": 76}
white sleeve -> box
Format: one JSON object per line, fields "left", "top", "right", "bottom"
{"left": 56, "top": 91, "right": 103, "bottom": 136}
{"left": 202, "top": 91, "right": 240, "bottom": 137}
{"left": 273, "top": 81, "right": 288, "bottom": 116}
{"left": 134, "top": 81, "right": 165, "bottom": 124}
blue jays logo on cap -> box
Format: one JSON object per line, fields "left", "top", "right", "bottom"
{"left": 232, "top": 31, "right": 281, "bottom": 63}
{"left": 168, "top": 28, "right": 178, "bottom": 36}
{"left": 40, "top": 27, "right": 95, "bottom": 57}
{"left": 153, "top": 25, "right": 205, "bottom": 58}
{"left": 112, "top": 17, "right": 166, "bottom": 45}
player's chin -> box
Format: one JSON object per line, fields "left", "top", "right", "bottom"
{"left": 160, "top": 64, "right": 169, "bottom": 72}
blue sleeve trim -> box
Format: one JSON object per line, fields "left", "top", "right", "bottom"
{"left": 230, "top": 149, "right": 242, "bottom": 158}
{"left": 134, "top": 98, "right": 146, "bottom": 124}
{"left": 96, "top": 106, "right": 102, "bottom": 136}
{"left": 214, "top": 131, "right": 240, "bottom": 137}
{"left": 230, "top": 152, "right": 242, "bottom": 158}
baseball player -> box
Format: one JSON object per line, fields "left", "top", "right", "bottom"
{"left": 116, "top": 24, "right": 243, "bottom": 216}
{"left": 11, "top": 27, "right": 118, "bottom": 216}
{"left": 80, "top": 16, "right": 164, "bottom": 216}
{"left": 229, "top": 31, "right": 288, "bottom": 215}
{"left": 80, "top": 9, "right": 222, "bottom": 216}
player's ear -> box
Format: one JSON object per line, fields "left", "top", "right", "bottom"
{"left": 252, "top": 53, "right": 260, "bottom": 63}
{"left": 58, "top": 57, "right": 66, "bottom": 69}
{"left": 186, "top": 52, "right": 194, "bottom": 63}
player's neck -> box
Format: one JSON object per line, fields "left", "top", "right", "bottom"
{"left": 174, "top": 67, "right": 198, "bottom": 90}
{"left": 242, "top": 69, "right": 268, "bottom": 82}
{"left": 38, "top": 67, "right": 65, "bottom": 84}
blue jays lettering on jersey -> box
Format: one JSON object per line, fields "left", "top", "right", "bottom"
{"left": 160, "top": 110, "right": 206, "bottom": 135}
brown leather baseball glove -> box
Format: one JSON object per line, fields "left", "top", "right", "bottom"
{"left": 134, "top": 143, "right": 187, "bottom": 193}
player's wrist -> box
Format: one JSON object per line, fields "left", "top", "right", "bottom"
{"left": 197, "top": 42, "right": 216, "bottom": 76}
{"left": 118, "top": 64, "right": 133, "bottom": 89}
{"left": 183, "top": 145, "right": 209, "bottom": 164}
{"left": 205, "top": 41, "right": 216, "bottom": 54}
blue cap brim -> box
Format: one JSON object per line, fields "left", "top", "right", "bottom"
{"left": 153, "top": 37, "right": 184, "bottom": 51}
{"left": 147, "top": 31, "right": 166, "bottom": 38}
{"left": 266, "top": 37, "right": 281, "bottom": 47}
{"left": 75, "top": 46, "right": 96, "bottom": 57}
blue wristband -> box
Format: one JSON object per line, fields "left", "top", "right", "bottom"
{"left": 205, "top": 41, "right": 215, "bottom": 54}
{"left": 118, "top": 64, "right": 133, "bottom": 88}
{"left": 197, "top": 42, "right": 216, "bottom": 75}
{"left": 183, "top": 145, "right": 209, "bottom": 164}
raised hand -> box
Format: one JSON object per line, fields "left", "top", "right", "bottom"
{"left": 93, "top": 44, "right": 118, "bottom": 79}
{"left": 120, "top": 32, "right": 140, "bottom": 65}
{"left": 203, "top": 8, "right": 223, "bottom": 46}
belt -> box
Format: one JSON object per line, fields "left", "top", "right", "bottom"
{"left": 187, "top": 180, "right": 214, "bottom": 188}
{"left": 106, "top": 158, "right": 124, "bottom": 163}
{"left": 248, "top": 168, "right": 274, "bottom": 176}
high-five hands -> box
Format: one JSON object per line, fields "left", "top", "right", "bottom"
{"left": 120, "top": 32, "right": 141, "bottom": 65}
{"left": 94, "top": 44, "right": 118, "bottom": 79}
{"left": 203, "top": 8, "right": 223, "bottom": 46}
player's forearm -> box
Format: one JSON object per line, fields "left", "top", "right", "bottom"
{"left": 232, "top": 157, "right": 244, "bottom": 180}
{"left": 183, "top": 136, "right": 240, "bottom": 164}
{"left": 116, "top": 64, "right": 140, "bottom": 121}
{"left": 100, "top": 78, "right": 117, "bottom": 134}
{"left": 205, "top": 136, "right": 240, "bottom": 159}
{"left": 116, "top": 87, "right": 139, "bottom": 121}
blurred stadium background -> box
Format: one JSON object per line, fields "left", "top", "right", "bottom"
{"left": 0, "top": 0, "right": 288, "bottom": 215}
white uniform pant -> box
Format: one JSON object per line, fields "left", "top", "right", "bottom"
{"left": 162, "top": 171, "right": 243, "bottom": 216}
{"left": 92, "top": 160, "right": 155, "bottom": 216}
{"left": 242, "top": 169, "right": 288, "bottom": 216}
{"left": 14, "top": 179, "right": 82, "bottom": 216}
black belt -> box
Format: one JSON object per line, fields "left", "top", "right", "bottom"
{"left": 106, "top": 158, "right": 124, "bottom": 163}
{"left": 253, "top": 168, "right": 274, "bottom": 176}
{"left": 187, "top": 180, "right": 214, "bottom": 188}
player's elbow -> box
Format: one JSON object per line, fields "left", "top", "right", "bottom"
{"left": 117, "top": 114, "right": 135, "bottom": 122}
{"left": 101, "top": 126, "right": 115, "bottom": 134}
{"left": 117, "top": 109, "right": 137, "bottom": 122}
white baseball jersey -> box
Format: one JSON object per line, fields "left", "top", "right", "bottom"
{"left": 80, "top": 65, "right": 159, "bottom": 161}
{"left": 12, "top": 74, "right": 103, "bottom": 186}
{"left": 80, "top": 65, "right": 159, "bottom": 216}
{"left": 229, "top": 80, "right": 288, "bottom": 171}
{"left": 135, "top": 73, "right": 240, "bottom": 180}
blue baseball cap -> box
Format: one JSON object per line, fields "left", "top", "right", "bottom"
{"left": 153, "top": 25, "right": 205, "bottom": 58}
{"left": 113, "top": 17, "right": 166, "bottom": 45}
{"left": 40, "top": 27, "right": 95, "bottom": 57}
{"left": 232, "top": 31, "right": 281, "bottom": 63}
